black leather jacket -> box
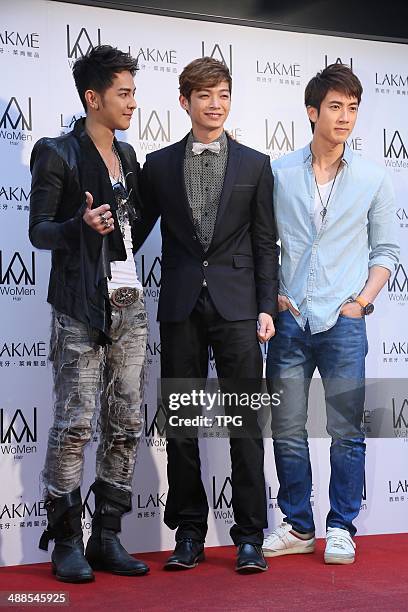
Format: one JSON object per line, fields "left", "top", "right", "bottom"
{"left": 29, "top": 119, "right": 142, "bottom": 343}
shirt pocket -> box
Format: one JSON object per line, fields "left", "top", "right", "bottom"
{"left": 232, "top": 184, "right": 256, "bottom": 191}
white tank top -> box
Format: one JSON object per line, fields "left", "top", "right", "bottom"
{"left": 107, "top": 176, "right": 143, "bottom": 293}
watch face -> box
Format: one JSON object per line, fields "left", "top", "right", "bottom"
{"left": 365, "top": 303, "right": 375, "bottom": 315}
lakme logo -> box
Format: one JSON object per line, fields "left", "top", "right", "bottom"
{"left": 0, "top": 97, "right": 33, "bottom": 145}
{"left": 1, "top": 408, "right": 37, "bottom": 459}
{"left": 0, "top": 185, "right": 30, "bottom": 203}
{"left": 383, "top": 130, "right": 408, "bottom": 169}
{"left": 324, "top": 55, "right": 353, "bottom": 71}
{"left": 267, "top": 485, "right": 279, "bottom": 509}
{"left": 201, "top": 42, "right": 232, "bottom": 73}
{"left": 135, "top": 47, "right": 177, "bottom": 65}
{"left": 0, "top": 251, "right": 36, "bottom": 298}
{"left": 136, "top": 491, "right": 166, "bottom": 509}
{"left": 376, "top": 73, "right": 408, "bottom": 88}
{"left": 382, "top": 340, "right": 408, "bottom": 366}
{"left": 66, "top": 25, "right": 101, "bottom": 61}
{"left": 265, "top": 120, "right": 295, "bottom": 158}
{"left": 382, "top": 341, "right": 408, "bottom": 356}
{"left": 392, "top": 398, "right": 408, "bottom": 436}
{"left": 138, "top": 109, "right": 171, "bottom": 149}
{"left": 0, "top": 499, "right": 46, "bottom": 520}
{"left": 0, "top": 341, "right": 46, "bottom": 359}
{"left": 146, "top": 340, "right": 161, "bottom": 366}
{"left": 212, "top": 476, "right": 233, "bottom": 522}
{"left": 59, "top": 112, "right": 84, "bottom": 135}
{"left": 348, "top": 136, "right": 363, "bottom": 153}
{"left": 0, "top": 30, "right": 39, "bottom": 49}
{"left": 388, "top": 479, "right": 408, "bottom": 496}
{"left": 388, "top": 263, "right": 408, "bottom": 304}
{"left": 256, "top": 60, "right": 300, "bottom": 78}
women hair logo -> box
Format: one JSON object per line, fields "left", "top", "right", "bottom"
{"left": 66, "top": 24, "right": 101, "bottom": 59}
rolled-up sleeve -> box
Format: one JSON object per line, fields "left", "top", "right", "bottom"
{"left": 368, "top": 172, "right": 400, "bottom": 273}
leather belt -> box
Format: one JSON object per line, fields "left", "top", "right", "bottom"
{"left": 110, "top": 286, "right": 140, "bottom": 308}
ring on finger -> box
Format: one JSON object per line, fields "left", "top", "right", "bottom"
{"left": 100, "top": 212, "right": 107, "bottom": 222}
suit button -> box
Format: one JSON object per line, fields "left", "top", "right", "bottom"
{"left": 192, "top": 235, "right": 197, "bottom": 240}
{"left": 203, "top": 260, "right": 209, "bottom": 267}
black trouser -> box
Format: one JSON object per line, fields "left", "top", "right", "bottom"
{"left": 160, "top": 288, "right": 267, "bottom": 546}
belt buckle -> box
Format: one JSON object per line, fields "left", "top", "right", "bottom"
{"left": 110, "top": 287, "right": 138, "bottom": 308}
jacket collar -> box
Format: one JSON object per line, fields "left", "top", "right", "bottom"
{"left": 303, "top": 141, "right": 353, "bottom": 168}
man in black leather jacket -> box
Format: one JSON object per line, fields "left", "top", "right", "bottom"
{"left": 29, "top": 45, "right": 148, "bottom": 583}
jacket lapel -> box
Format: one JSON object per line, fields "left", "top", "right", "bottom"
{"left": 210, "top": 135, "right": 241, "bottom": 245}
{"left": 168, "top": 134, "right": 205, "bottom": 257}
{"left": 170, "top": 134, "right": 195, "bottom": 224}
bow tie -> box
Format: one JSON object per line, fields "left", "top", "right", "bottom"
{"left": 192, "top": 141, "right": 221, "bottom": 156}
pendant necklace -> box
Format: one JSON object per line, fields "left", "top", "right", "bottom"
{"left": 312, "top": 148, "right": 343, "bottom": 220}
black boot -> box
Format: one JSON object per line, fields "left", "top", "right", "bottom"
{"left": 85, "top": 480, "right": 149, "bottom": 576}
{"left": 39, "top": 488, "right": 94, "bottom": 583}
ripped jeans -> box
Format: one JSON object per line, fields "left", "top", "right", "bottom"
{"left": 43, "top": 298, "right": 147, "bottom": 498}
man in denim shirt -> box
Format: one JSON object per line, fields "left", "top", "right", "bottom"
{"left": 263, "top": 64, "right": 399, "bottom": 564}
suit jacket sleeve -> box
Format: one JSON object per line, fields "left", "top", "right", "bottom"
{"left": 251, "top": 156, "right": 279, "bottom": 317}
{"left": 132, "top": 154, "right": 161, "bottom": 253}
{"left": 29, "top": 140, "right": 82, "bottom": 251}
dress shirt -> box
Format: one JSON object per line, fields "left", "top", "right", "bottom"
{"left": 272, "top": 143, "right": 400, "bottom": 333}
{"left": 184, "top": 131, "right": 228, "bottom": 251}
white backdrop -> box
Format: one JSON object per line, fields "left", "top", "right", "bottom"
{"left": 1, "top": 0, "right": 407, "bottom": 567}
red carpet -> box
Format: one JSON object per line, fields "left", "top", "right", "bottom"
{"left": 1, "top": 534, "right": 407, "bottom": 611}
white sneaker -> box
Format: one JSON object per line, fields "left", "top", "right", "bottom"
{"left": 262, "top": 522, "right": 315, "bottom": 557}
{"left": 324, "top": 527, "right": 356, "bottom": 564}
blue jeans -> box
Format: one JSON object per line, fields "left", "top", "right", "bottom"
{"left": 266, "top": 310, "right": 368, "bottom": 536}
{"left": 43, "top": 298, "right": 147, "bottom": 497}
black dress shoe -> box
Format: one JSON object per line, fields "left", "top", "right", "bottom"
{"left": 236, "top": 543, "right": 268, "bottom": 573}
{"left": 164, "top": 538, "right": 205, "bottom": 570}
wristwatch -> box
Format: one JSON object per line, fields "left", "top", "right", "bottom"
{"left": 355, "top": 296, "right": 374, "bottom": 316}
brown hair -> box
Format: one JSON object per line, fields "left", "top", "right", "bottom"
{"left": 305, "top": 63, "right": 363, "bottom": 132}
{"left": 179, "top": 57, "right": 232, "bottom": 100}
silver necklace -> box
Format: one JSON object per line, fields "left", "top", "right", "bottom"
{"left": 112, "top": 145, "right": 128, "bottom": 237}
{"left": 311, "top": 148, "right": 343, "bottom": 220}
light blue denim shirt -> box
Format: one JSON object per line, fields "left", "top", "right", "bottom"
{"left": 272, "top": 143, "right": 400, "bottom": 334}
